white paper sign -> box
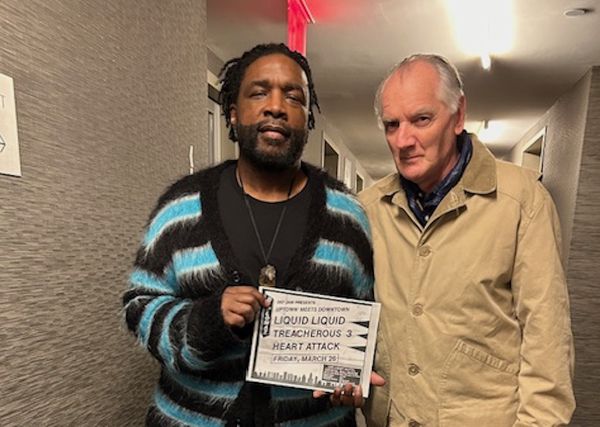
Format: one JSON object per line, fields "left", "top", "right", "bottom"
{"left": 247, "top": 287, "right": 380, "bottom": 397}
{"left": 0, "top": 73, "right": 22, "bottom": 177}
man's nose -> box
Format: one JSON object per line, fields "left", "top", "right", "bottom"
{"left": 264, "top": 92, "right": 287, "bottom": 119}
{"left": 391, "top": 123, "right": 415, "bottom": 149}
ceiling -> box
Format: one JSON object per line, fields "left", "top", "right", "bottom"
{"left": 207, "top": 0, "right": 600, "bottom": 179}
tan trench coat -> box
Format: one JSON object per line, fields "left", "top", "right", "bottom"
{"left": 359, "top": 139, "right": 574, "bottom": 427}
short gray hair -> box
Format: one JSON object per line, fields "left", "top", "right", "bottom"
{"left": 374, "top": 54, "right": 464, "bottom": 127}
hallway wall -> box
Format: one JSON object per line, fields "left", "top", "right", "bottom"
{"left": 567, "top": 66, "right": 600, "bottom": 427}
{"left": 0, "top": 1, "right": 208, "bottom": 425}
{"left": 509, "top": 70, "right": 590, "bottom": 261}
{"left": 511, "top": 67, "right": 600, "bottom": 426}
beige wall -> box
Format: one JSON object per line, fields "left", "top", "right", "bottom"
{"left": 0, "top": 1, "right": 208, "bottom": 425}
{"left": 305, "top": 111, "right": 374, "bottom": 189}
{"left": 510, "top": 67, "right": 600, "bottom": 426}
{"left": 510, "top": 71, "right": 591, "bottom": 261}
{"left": 207, "top": 69, "right": 237, "bottom": 162}
{"left": 567, "top": 66, "right": 600, "bottom": 427}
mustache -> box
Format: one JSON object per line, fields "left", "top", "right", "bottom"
{"left": 255, "top": 120, "right": 292, "bottom": 137}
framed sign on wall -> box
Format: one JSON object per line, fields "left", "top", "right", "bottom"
{"left": 0, "top": 73, "right": 22, "bottom": 177}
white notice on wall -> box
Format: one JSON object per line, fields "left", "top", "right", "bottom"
{"left": 0, "top": 73, "right": 22, "bottom": 177}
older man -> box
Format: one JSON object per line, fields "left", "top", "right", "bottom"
{"left": 359, "top": 54, "right": 575, "bottom": 426}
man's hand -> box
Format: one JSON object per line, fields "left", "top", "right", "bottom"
{"left": 312, "top": 372, "right": 386, "bottom": 407}
{"left": 221, "top": 286, "right": 270, "bottom": 328}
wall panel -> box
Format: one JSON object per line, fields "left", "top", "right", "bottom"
{"left": 0, "top": 1, "right": 208, "bottom": 425}
{"left": 569, "top": 66, "right": 600, "bottom": 427}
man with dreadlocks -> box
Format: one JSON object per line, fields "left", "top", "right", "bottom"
{"left": 123, "top": 43, "right": 377, "bottom": 426}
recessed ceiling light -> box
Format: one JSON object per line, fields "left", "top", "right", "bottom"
{"left": 564, "top": 8, "right": 589, "bottom": 17}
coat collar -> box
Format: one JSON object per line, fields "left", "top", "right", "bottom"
{"left": 459, "top": 135, "right": 497, "bottom": 195}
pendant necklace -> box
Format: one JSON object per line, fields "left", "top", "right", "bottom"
{"left": 237, "top": 168, "right": 295, "bottom": 288}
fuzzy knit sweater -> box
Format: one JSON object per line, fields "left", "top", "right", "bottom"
{"left": 123, "top": 160, "right": 374, "bottom": 427}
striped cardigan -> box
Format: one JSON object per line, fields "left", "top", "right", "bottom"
{"left": 123, "top": 161, "right": 374, "bottom": 426}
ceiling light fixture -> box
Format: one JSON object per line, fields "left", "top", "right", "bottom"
{"left": 481, "top": 53, "right": 491, "bottom": 71}
{"left": 478, "top": 120, "right": 504, "bottom": 143}
{"left": 446, "top": 0, "right": 513, "bottom": 70}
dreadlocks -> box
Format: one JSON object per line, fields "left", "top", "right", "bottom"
{"left": 218, "top": 43, "right": 320, "bottom": 142}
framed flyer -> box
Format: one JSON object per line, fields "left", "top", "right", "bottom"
{"left": 247, "top": 287, "right": 381, "bottom": 397}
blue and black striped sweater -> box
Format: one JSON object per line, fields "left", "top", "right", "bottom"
{"left": 123, "top": 161, "right": 374, "bottom": 426}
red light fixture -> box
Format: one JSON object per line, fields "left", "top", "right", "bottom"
{"left": 288, "top": 0, "right": 314, "bottom": 56}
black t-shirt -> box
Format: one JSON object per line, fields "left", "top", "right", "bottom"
{"left": 217, "top": 164, "right": 312, "bottom": 426}
{"left": 218, "top": 163, "right": 312, "bottom": 286}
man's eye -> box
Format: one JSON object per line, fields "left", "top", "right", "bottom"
{"left": 415, "top": 116, "right": 431, "bottom": 125}
{"left": 286, "top": 93, "right": 304, "bottom": 103}
{"left": 250, "top": 91, "right": 266, "bottom": 98}
{"left": 384, "top": 121, "right": 399, "bottom": 133}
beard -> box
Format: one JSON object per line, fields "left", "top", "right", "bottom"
{"left": 235, "top": 121, "right": 308, "bottom": 171}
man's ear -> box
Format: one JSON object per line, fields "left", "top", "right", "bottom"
{"left": 454, "top": 96, "right": 466, "bottom": 135}
{"left": 230, "top": 105, "right": 237, "bottom": 125}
